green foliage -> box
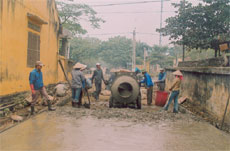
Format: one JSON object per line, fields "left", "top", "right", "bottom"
{"left": 148, "top": 45, "right": 174, "bottom": 68}
{"left": 70, "top": 37, "right": 102, "bottom": 64}
{"left": 70, "top": 36, "right": 152, "bottom": 68}
{"left": 185, "top": 49, "right": 214, "bottom": 61}
{"left": 157, "top": 0, "right": 230, "bottom": 50}
{"left": 57, "top": 0, "right": 105, "bottom": 35}
{"left": 99, "top": 36, "right": 133, "bottom": 68}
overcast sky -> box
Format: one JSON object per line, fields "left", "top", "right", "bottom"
{"left": 74, "top": 0, "right": 199, "bottom": 46}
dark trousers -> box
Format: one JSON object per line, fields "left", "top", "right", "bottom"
{"left": 147, "top": 86, "right": 153, "bottom": 105}
{"left": 72, "top": 88, "right": 82, "bottom": 103}
{"left": 158, "top": 82, "right": 165, "bottom": 91}
{"left": 94, "top": 82, "right": 102, "bottom": 100}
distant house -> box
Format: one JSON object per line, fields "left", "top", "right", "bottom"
{"left": 0, "top": 0, "right": 71, "bottom": 96}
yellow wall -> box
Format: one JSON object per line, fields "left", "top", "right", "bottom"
{"left": 0, "top": 0, "right": 61, "bottom": 96}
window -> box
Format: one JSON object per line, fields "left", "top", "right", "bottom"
{"left": 27, "top": 22, "right": 41, "bottom": 67}
{"left": 27, "top": 32, "right": 40, "bottom": 67}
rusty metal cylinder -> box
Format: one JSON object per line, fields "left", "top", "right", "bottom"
{"left": 111, "top": 75, "right": 140, "bottom": 104}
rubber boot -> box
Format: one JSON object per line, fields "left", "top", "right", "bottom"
{"left": 47, "top": 100, "right": 56, "bottom": 111}
{"left": 173, "top": 109, "right": 178, "bottom": 113}
{"left": 31, "top": 106, "right": 35, "bottom": 115}
{"left": 72, "top": 102, "right": 77, "bottom": 108}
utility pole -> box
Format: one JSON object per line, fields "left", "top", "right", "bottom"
{"left": 182, "top": 0, "right": 185, "bottom": 61}
{"left": 132, "top": 29, "right": 136, "bottom": 71}
{"left": 159, "top": 0, "right": 164, "bottom": 46}
{"left": 144, "top": 47, "right": 146, "bottom": 69}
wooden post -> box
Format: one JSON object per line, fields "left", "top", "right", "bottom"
{"left": 182, "top": 44, "right": 185, "bottom": 61}
{"left": 58, "top": 60, "right": 72, "bottom": 87}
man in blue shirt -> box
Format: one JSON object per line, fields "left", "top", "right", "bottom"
{"left": 156, "top": 68, "right": 166, "bottom": 91}
{"left": 29, "top": 61, "right": 55, "bottom": 115}
{"left": 140, "top": 69, "right": 154, "bottom": 106}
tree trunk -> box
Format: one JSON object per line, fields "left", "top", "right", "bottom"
{"left": 215, "top": 49, "right": 217, "bottom": 57}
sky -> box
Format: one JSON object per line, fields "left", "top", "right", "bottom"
{"left": 74, "top": 0, "right": 199, "bottom": 46}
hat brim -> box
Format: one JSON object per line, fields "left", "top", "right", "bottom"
{"left": 37, "top": 64, "right": 44, "bottom": 66}
{"left": 172, "top": 70, "right": 183, "bottom": 76}
{"left": 73, "top": 62, "right": 85, "bottom": 69}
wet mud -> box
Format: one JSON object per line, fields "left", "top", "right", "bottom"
{"left": 1, "top": 101, "right": 230, "bottom": 151}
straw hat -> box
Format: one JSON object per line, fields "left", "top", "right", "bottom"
{"left": 80, "top": 65, "right": 87, "bottom": 71}
{"left": 73, "top": 62, "right": 85, "bottom": 69}
{"left": 172, "top": 70, "right": 183, "bottom": 76}
{"left": 96, "top": 63, "right": 101, "bottom": 66}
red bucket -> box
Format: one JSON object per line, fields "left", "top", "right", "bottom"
{"left": 155, "top": 91, "right": 169, "bottom": 107}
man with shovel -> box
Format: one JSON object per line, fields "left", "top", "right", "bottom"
{"left": 71, "top": 63, "right": 86, "bottom": 108}
{"left": 164, "top": 70, "right": 183, "bottom": 113}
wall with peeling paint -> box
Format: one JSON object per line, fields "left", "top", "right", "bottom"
{"left": 0, "top": 0, "right": 62, "bottom": 96}
{"left": 166, "top": 67, "right": 230, "bottom": 124}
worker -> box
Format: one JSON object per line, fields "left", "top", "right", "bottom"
{"left": 164, "top": 70, "right": 183, "bottom": 113}
{"left": 156, "top": 68, "right": 166, "bottom": 91}
{"left": 92, "top": 63, "right": 107, "bottom": 101}
{"left": 79, "top": 64, "right": 88, "bottom": 106}
{"left": 29, "top": 61, "right": 56, "bottom": 115}
{"left": 140, "top": 69, "right": 154, "bottom": 106}
{"left": 135, "top": 67, "right": 141, "bottom": 75}
{"left": 71, "top": 62, "right": 86, "bottom": 108}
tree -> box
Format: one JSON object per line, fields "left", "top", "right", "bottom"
{"left": 99, "top": 36, "right": 133, "bottom": 68}
{"left": 69, "top": 36, "right": 154, "bottom": 68}
{"left": 57, "top": 0, "right": 105, "bottom": 35}
{"left": 135, "top": 42, "right": 152, "bottom": 65}
{"left": 70, "top": 37, "right": 102, "bottom": 66}
{"left": 157, "top": 0, "right": 230, "bottom": 54}
{"left": 148, "top": 45, "right": 174, "bottom": 67}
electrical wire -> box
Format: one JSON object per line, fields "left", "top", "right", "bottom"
{"left": 83, "top": 32, "right": 159, "bottom": 36}
{"left": 97, "top": 11, "right": 174, "bottom": 14}
{"left": 90, "top": 0, "right": 170, "bottom": 7}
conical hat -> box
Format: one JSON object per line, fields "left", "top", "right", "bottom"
{"left": 80, "top": 65, "right": 87, "bottom": 71}
{"left": 73, "top": 62, "right": 85, "bottom": 69}
{"left": 173, "top": 70, "right": 183, "bottom": 76}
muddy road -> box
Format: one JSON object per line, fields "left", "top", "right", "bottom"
{"left": 1, "top": 99, "right": 230, "bottom": 151}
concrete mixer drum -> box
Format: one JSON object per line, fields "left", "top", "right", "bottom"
{"left": 109, "top": 72, "right": 141, "bottom": 109}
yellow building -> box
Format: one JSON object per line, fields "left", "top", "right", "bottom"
{"left": 0, "top": 0, "right": 70, "bottom": 96}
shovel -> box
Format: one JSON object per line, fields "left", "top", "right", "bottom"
{"left": 83, "top": 89, "right": 91, "bottom": 109}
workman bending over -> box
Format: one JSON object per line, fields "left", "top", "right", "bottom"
{"left": 29, "top": 61, "right": 56, "bottom": 115}
{"left": 164, "top": 70, "right": 183, "bottom": 113}
{"left": 92, "top": 63, "right": 107, "bottom": 101}
{"left": 140, "top": 69, "right": 154, "bottom": 106}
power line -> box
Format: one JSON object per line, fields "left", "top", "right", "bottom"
{"left": 84, "top": 32, "right": 132, "bottom": 36}
{"left": 97, "top": 11, "right": 174, "bottom": 14}
{"left": 60, "top": 11, "right": 174, "bottom": 15}
{"left": 90, "top": 0, "right": 170, "bottom": 7}
{"left": 83, "top": 32, "right": 159, "bottom": 36}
